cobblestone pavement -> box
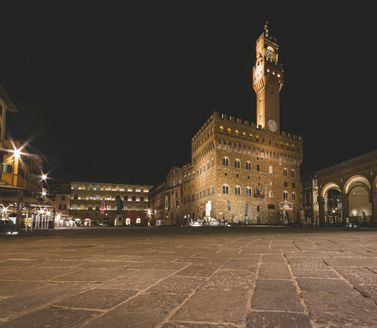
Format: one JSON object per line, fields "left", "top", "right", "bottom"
{"left": 1, "top": 227, "right": 377, "bottom": 327}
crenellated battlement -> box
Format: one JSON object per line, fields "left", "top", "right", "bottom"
{"left": 192, "top": 112, "right": 303, "bottom": 143}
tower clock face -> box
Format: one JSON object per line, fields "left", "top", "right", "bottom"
{"left": 267, "top": 119, "right": 278, "bottom": 132}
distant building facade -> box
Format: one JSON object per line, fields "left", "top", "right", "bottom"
{"left": 150, "top": 167, "right": 183, "bottom": 225}
{"left": 69, "top": 181, "right": 152, "bottom": 226}
{"left": 151, "top": 24, "right": 303, "bottom": 225}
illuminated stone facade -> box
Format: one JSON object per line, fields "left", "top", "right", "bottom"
{"left": 69, "top": 182, "right": 152, "bottom": 226}
{"left": 151, "top": 24, "right": 303, "bottom": 224}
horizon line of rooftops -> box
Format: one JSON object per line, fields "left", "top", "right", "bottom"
{"left": 192, "top": 112, "right": 303, "bottom": 142}
{"left": 70, "top": 182, "right": 152, "bottom": 193}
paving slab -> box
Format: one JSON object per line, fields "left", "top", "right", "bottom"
{"left": 163, "top": 322, "right": 237, "bottom": 327}
{"left": 246, "top": 311, "right": 312, "bottom": 328}
{"left": 172, "top": 289, "right": 249, "bottom": 324}
{"left": 200, "top": 269, "right": 256, "bottom": 290}
{"left": 84, "top": 292, "right": 186, "bottom": 328}
{"left": 251, "top": 280, "right": 303, "bottom": 312}
{"left": 0, "top": 308, "right": 96, "bottom": 328}
{"left": 259, "top": 263, "right": 291, "bottom": 279}
{"left": 54, "top": 288, "right": 137, "bottom": 309}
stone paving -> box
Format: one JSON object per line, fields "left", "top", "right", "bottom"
{"left": 1, "top": 227, "right": 377, "bottom": 327}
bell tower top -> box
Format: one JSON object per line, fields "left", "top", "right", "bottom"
{"left": 252, "top": 22, "right": 284, "bottom": 133}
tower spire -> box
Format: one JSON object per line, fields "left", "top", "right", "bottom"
{"left": 264, "top": 21, "right": 269, "bottom": 37}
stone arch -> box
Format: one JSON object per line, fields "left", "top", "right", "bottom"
{"left": 344, "top": 175, "right": 372, "bottom": 222}
{"left": 320, "top": 182, "right": 341, "bottom": 198}
{"left": 343, "top": 175, "right": 371, "bottom": 194}
{"left": 320, "top": 182, "right": 342, "bottom": 225}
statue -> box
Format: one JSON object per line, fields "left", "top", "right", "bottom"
{"left": 115, "top": 195, "right": 123, "bottom": 215}
{"left": 205, "top": 200, "right": 212, "bottom": 217}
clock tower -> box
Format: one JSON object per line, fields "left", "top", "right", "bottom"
{"left": 252, "top": 22, "right": 284, "bottom": 133}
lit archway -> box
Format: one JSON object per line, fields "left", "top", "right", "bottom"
{"left": 321, "top": 182, "right": 341, "bottom": 198}
{"left": 321, "top": 182, "right": 342, "bottom": 224}
{"left": 344, "top": 175, "right": 371, "bottom": 194}
{"left": 345, "top": 176, "right": 372, "bottom": 223}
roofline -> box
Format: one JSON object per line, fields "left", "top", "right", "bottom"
{"left": 0, "top": 85, "right": 17, "bottom": 113}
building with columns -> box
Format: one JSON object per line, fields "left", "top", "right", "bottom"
{"left": 316, "top": 151, "right": 377, "bottom": 225}
{"left": 151, "top": 24, "right": 303, "bottom": 225}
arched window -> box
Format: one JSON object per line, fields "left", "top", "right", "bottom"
{"left": 136, "top": 218, "right": 141, "bottom": 224}
{"left": 222, "top": 184, "right": 229, "bottom": 194}
{"left": 283, "top": 168, "right": 288, "bottom": 176}
{"left": 256, "top": 164, "right": 261, "bottom": 172}
{"left": 283, "top": 191, "right": 288, "bottom": 200}
{"left": 223, "top": 157, "right": 229, "bottom": 166}
{"left": 235, "top": 185, "right": 241, "bottom": 195}
{"left": 126, "top": 218, "right": 131, "bottom": 226}
{"left": 291, "top": 169, "right": 296, "bottom": 177}
{"left": 292, "top": 192, "right": 296, "bottom": 201}
{"left": 269, "top": 191, "right": 273, "bottom": 198}
{"left": 246, "top": 161, "right": 251, "bottom": 170}
{"left": 235, "top": 159, "right": 241, "bottom": 168}
{"left": 246, "top": 187, "right": 252, "bottom": 197}
{"left": 269, "top": 165, "right": 273, "bottom": 174}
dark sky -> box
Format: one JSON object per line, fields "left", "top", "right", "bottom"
{"left": 1, "top": 3, "right": 376, "bottom": 186}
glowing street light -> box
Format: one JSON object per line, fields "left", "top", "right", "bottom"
{"left": 42, "top": 189, "right": 47, "bottom": 197}
{"left": 12, "top": 148, "right": 21, "bottom": 160}
{"left": 41, "top": 173, "right": 47, "bottom": 181}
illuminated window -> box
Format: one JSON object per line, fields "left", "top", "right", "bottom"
{"left": 235, "top": 129, "right": 239, "bottom": 135}
{"left": 126, "top": 218, "right": 131, "bottom": 226}
{"left": 220, "top": 125, "right": 224, "bottom": 130}
{"left": 242, "top": 131, "right": 246, "bottom": 136}
{"left": 283, "top": 168, "right": 288, "bottom": 176}
{"left": 246, "top": 161, "right": 251, "bottom": 170}
{"left": 223, "top": 157, "right": 229, "bottom": 167}
{"left": 283, "top": 191, "right": 288, "bottom": 200}
{"left": 246, "top": 187, "right": 252, "bottom": 197}
{"left": 136, "top": 218, "right": 141, "bottom": 224}
{"left": 227, "top": 128, "right": 231, "bottom": 133}
{"left": 269, "top": 165, "right": 273, "bottom": 174}
{"left": 292, "top": 192, "right": 296, "bottom": 201}
{"left": 235, "top": 185, "right": 241, "bottom": 196}
{"left": 269, "top": 191, "right": 273, "bottom": 198}
{"left": 235, "top": 159, "right": 241, "bottom": 168}
{"left": 222, "top": 184, "right": 229, "bottom": 194}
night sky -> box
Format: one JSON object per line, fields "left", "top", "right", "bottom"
{"left": 1, "top": 3, "right": 376, "bottom": 186}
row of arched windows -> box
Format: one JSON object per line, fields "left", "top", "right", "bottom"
{"left": 222, "top": 157, "right": 264, "bottom": 172}
{"left": 283, "top": 191, "right": 296, "bottom": 200}
{"left": 222, "top": 184, "right": 253, "bottom": 197}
